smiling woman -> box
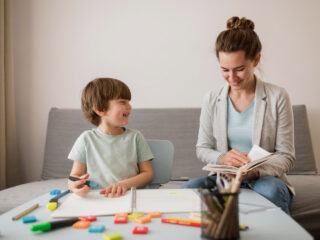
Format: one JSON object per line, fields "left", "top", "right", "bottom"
{"left": 182, "top": 16, "right": 295, "bottom": 215}
{"left": 219, "top": 51, "right": 257, "bottom": 112}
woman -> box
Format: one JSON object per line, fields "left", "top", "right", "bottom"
{"left": 182, "top": 16, "right": 295, "bottom": 214}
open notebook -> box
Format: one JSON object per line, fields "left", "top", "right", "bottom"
{"left": 51, "top": 189, "right": 201, "bottom": 218}
{"left": 202, "top": 145, "right": 273, "bottom": 174}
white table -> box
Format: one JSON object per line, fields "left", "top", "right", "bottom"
{"left": 0, "top": 189, "right": 313, "bottom": 240}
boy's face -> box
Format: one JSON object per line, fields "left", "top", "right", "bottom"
{"left": 103, "top": 99, "right": 131, "bottom": 127}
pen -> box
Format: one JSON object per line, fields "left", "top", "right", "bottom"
{"left": 30, "top": 218, "right": 80, "bottom": 232}
{"left": 47, "top": 189, "right": 70, "bottom": 210}
{"left": 12, "top": 203, "right": 39, "bottom": 221}
{"left": 68, "top": 176, "right": 98, "bottom": 188}
{"left": 161, "top": 218, "right": 201, "bottom": 227}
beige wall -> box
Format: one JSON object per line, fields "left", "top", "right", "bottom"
{"left": 12, "top": 0, "right": 320, "bottom": 182}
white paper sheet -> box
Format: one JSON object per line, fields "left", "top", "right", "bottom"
{"left": 51, "top": 189, "right": 201, "bottom": 218}
{"left": 136, "top": 189, "right": 201, "bottom": 213}
{"left": 51, "top": 191, "right": 131, "bottom": 218}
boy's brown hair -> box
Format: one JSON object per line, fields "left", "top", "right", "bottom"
{"left": 81, "top": 78, "right": 131, "bottom": 126}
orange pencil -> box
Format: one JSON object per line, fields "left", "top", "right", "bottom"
{"left": 161, "top": 218, "right": 201, "bottom": 227}
{"left": 167, "top": 217, "right": 201, "bottom": 224}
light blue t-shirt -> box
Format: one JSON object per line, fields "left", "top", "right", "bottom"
{"left": 227, "top": 96, "right": 255, "bottom": 154}
{"left": 68, "top": 128, "right": 154, "bottom": 188}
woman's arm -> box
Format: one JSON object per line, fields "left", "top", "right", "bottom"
{"left": 196, "top": 92, "right": 223, "bottom": 164}
{"left": 258, "top": 89, "right": 295, "bottom": 177}
{"left": 100, "top": 160, "right": 154, "bottom": 197}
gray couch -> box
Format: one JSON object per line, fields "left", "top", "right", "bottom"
{"left": 0, "top": 105, "right": 319, "bottom": 239}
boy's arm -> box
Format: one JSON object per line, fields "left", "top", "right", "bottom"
{"left": 68, "top": 161, "right": 91, "bottom": 197}
{"left": 100, "top": 160, "right": 154, "bottom": 197}
{"left": 69, "top": 160, "right": 86, "bottom": 177}
{"left": 123, "top": 160, "right": 154, "bottom": 188}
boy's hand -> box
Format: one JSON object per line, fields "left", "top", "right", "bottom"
{"left": 68, "top": 173, "right": 91, "bottom": 197}
{"left": 100, "top": 182, "right": 128, "bottom": 198}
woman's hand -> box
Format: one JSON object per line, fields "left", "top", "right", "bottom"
{"left": 68, "top": 173, "right": 91, "bottom": 197}
{"left": 100, "top": 182, "right": 129, "bottom": 198}
{"left": 242, "top": 169, "right": 260, "bottom": 181}
{"left": 219, "top": 149, "right": 250, "bottom": 166}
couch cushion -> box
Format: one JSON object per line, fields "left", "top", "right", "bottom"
{"left": 0, "top": 178, "right": 67, "bottom": 214}
{"left": 42, "top": 108, "right": 93, "bottom": 180}
{"left": 288, "top": 175, "right": 320, "bottom": 239}
{"left": 289, "top": 105, "right": 317, "bottom": 174}
{"left": 127, "top": 108, "right": 207, "bottom": 179}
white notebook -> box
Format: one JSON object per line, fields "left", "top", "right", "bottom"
{"left": 51, "top": 189, "right": 201, "bottom": 218}
{"left": 202, "top": 145, "right": 273, "bottom": 174}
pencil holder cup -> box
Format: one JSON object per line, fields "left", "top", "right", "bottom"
{"left": 200, "top": 189, "right": 239, "bottom": 240}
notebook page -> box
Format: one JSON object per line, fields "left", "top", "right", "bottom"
{"left": 135, "top": 189, "right": 201, "bottom": 213}
{"left": 248, "top": 144, "right": 271, "bottom": 161}
{"left": 51, "top": 191, "right": 131, "bottom": 218}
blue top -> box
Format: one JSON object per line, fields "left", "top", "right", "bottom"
{"left": 227, "top": 96, "right": 255, "bottom": 154}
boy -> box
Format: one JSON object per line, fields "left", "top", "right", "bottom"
{"left": 68, "top": 78, "right": 154, "bottom": 198}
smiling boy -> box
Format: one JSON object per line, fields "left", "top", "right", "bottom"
{"left": 68, "top": 78, "right": 154, "bottom": 198}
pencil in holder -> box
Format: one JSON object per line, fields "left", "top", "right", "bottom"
{"left": 200, "top": 188, "right": 239, "bottom": 240}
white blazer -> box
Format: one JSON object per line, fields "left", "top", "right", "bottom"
{"left": 196, "top": 78, "right": 295, "bottom": 194}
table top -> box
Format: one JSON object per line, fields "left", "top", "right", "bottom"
{"left": 0, "top": 189, "right": 313, "bottom": 240}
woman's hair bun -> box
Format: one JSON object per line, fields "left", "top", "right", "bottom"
{"left": 227, "top": 16, "right": 255, "bottom": 30}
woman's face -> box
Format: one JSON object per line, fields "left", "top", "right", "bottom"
{"left": 218, "top": 51, "right": 260, "bottom": 91}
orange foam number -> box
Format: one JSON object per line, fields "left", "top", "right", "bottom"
{"left": 134, "top": 216, "right": 151, "bottom": 224}
{"left": 115, "top": 212, "right": 128, "bottom": 218}
{"left": 148, "top": 212, "right": 162, "bottom": 218}
{"left": 72, "top": 221, "right": 91, "bottom": 229}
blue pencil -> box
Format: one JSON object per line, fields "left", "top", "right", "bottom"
{"left": 47, "top": 189, "right": 70, "bottom": 210}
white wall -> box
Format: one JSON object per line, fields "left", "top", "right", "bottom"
{"left": 12, "top": 0, "right": 320, "bottom": 182}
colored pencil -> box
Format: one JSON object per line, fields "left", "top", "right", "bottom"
{"left": 12, "top": 203, "right": 39, "bottom": 220}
